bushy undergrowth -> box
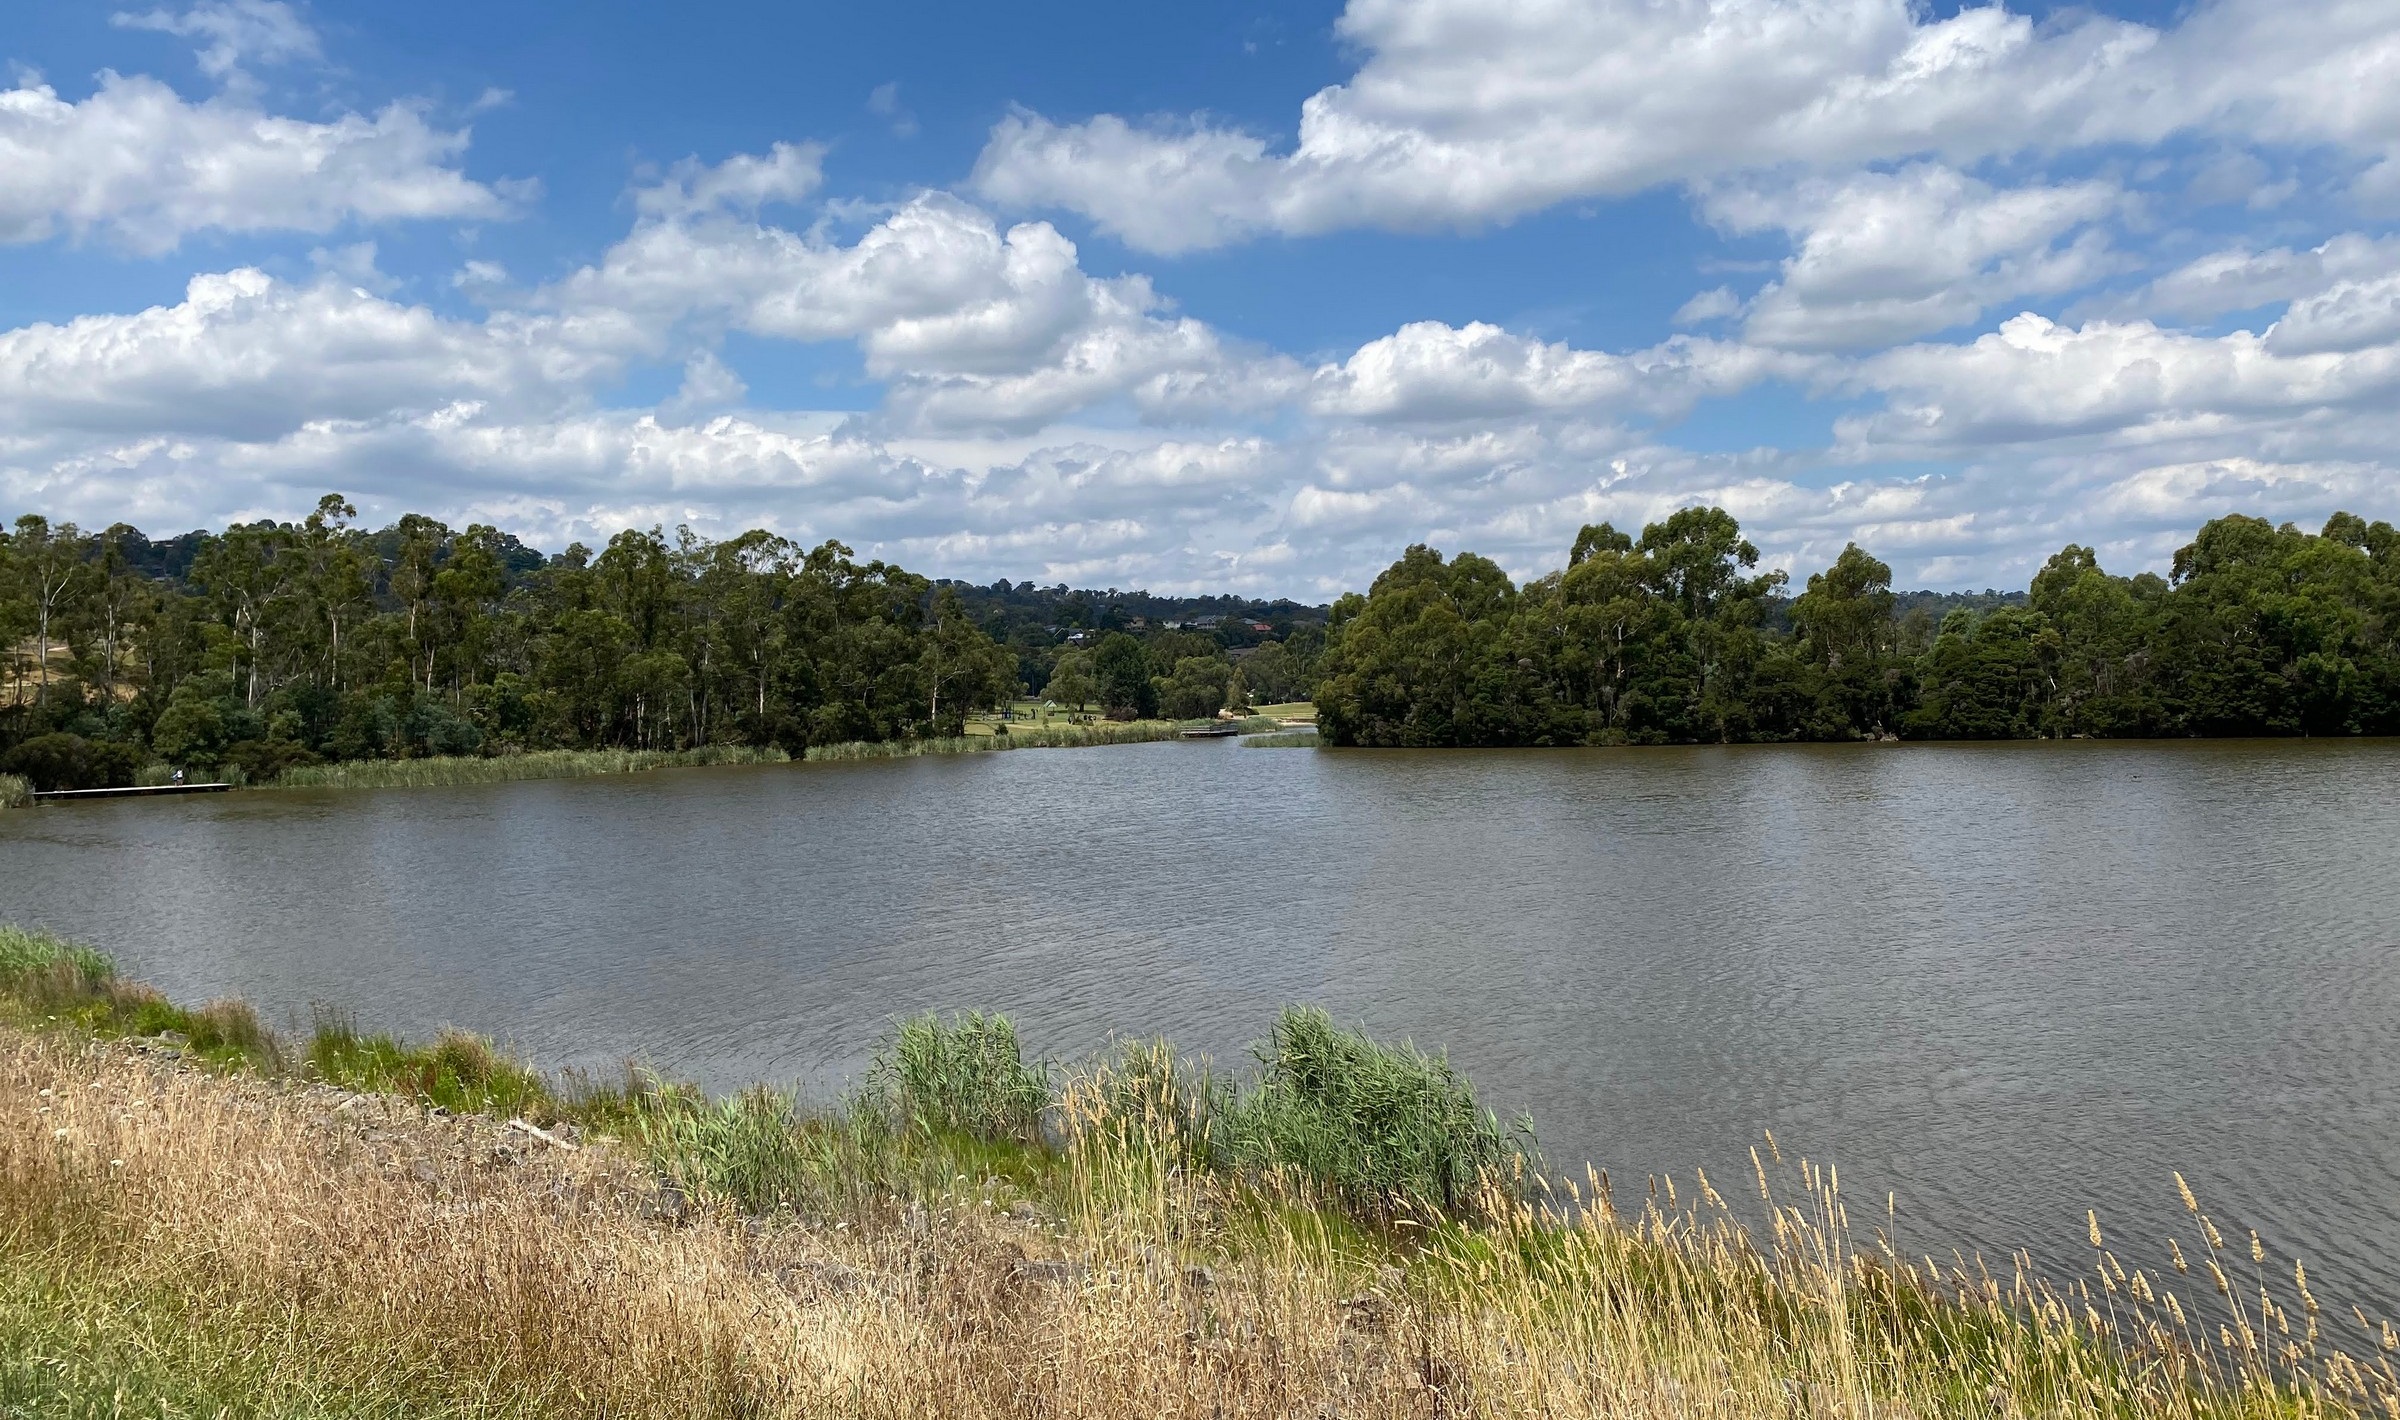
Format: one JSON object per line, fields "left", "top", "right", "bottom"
{"left": 274, "top": 743, "right": 787, "bottom": 789}
{"left": 0, "top": 773, "right": 31, "bottom": 809}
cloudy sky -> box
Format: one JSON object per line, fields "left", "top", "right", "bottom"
{"left": 4, "top": 0, "right": 2398, "bottom": 596}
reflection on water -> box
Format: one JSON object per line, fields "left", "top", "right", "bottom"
{"left": 6, "top": 738, "right": 2399, "bottom": 1306}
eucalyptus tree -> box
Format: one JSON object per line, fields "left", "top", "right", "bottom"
{"left": 189, "top": 519, "right": 300, "bottom": 711}
{"left": 6, "top": 515, "right": 91, "bottom": 706}
{"left": 293, "top": 495, "right": 372, "bottom": 694}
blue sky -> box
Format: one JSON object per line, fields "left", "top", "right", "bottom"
{"left": 4, "top": 0, "right": 2398, "bottom": 595}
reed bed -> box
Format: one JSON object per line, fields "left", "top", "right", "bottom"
{"left": 1, "top": 929, "right": 2393, "bottom": 1418}
{"left": 0, "top": 772, "right": 29, "bottom": 809}
{"left": 1241, "top": 730, "right": 1321, "bottom": 748}
{"left": 272, "top": 743, "right": 787, "bottom": 790}
{"left": 805, "top": 720, "right": 1184, "bottom": 760}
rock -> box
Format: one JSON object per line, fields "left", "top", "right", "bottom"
{"left": 641, "top": 1180, "right": 690, "bottom": 1225}
{"left": 154, "top": 1031, "right": 189, "bottom": 1047}
{"left": 777, "top": 1260, "right": 865, "bottom": 1299}
{"left": 503, "top": 1117, "right": 578, "bottom": 1151}
{"left": 1010, "top": 1258, "right": 1089, "bottom": 1287}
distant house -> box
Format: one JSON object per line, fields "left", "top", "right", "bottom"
{"left": 1161, "top": 619, "right": 1185, "bottom": 630}
{"left": 1244, "top": 620, "right": 1274, "bottom": 633}
{"left": 1064, "top": 630, "right": 1094, "bottom": 645}
{"left": 1191, "top": 614, "right": 1225, "bottom": 630}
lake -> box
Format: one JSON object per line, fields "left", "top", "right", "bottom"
{"left": 6, "top": 737, "right": 2398, "bottom": 1308}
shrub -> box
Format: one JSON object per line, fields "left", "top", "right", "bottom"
{"left": 868, "top": 1011, "right": 1050, "bottom": 1142}
{"left": 0, "top": 773, "right": 30, "bottom": 809}
{"left": 222, "top": 739, "right": 322, "bottom": 784}
{"left": 1216, "top": 1006, "right": 1532, "bottom": 1219}
{"left": 0, "top": 733, "right": 140, "bottom": 792}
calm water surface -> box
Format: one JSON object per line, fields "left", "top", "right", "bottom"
{"left": 6, "top": 739, "right": 2398, "bottom": 1307}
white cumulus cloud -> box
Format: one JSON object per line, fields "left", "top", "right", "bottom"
{"left": 2086, "top": 233, "right": 2400, "bottom": 322}
{"left": 0, "top": 266, "right": 627, "bottom": 441}
{"left": 973, "top": 0, "right": 2400, "bottom": 253}
{"left": 1702, "top": 165, "right": 2123, "bottom": 350}
{"left": 548, "top": 170, "right": 1299, "bottom": 434}
{"left": 0, "top": 73, "right": 522, "bottom": 253}
{"left": 111, "top": 0, "right": 323, "bottom": 81}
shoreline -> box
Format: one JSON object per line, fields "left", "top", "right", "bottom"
{"left": 2, "top": 718, "right": 1283, "bottom": 803}
{"left": 1, "top": 923, "right": 2385, "bottom": 1417}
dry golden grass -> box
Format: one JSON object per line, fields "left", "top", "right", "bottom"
{"left": 3, "top": 1026, "right": 2394, "bottom": 1419}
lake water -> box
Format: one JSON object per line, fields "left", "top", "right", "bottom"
{"left": 6, "top": 739, "right": 2398, "bottom": 1309}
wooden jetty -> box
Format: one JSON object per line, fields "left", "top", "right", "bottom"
{"left": 32, "top": 783, "right": 234, "bottom": 802}
{"left": 1179, "top": 723, "right": 1242, "bottom": 738}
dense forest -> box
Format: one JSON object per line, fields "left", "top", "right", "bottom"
{"left": 0, "top": 498, "right": 1336, "bottom": 791}
{"left": 1315, "top": 507, "right": 2400, "bottom": 746}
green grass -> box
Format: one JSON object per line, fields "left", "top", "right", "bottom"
{"left": 1240, "top": 730, "right": 1320, "bottom": 747}
{"left": 303, "top": 1006, "right": 554, "bottom": 1119}
{"left": 0, "top": 1268, "right": 440, "bottom": 1420}
{"left": 0, "top": 925, "right": 278, "bottom": 1070}
{"left": 272, "top": 744, "right": 786, "bottom": 790}
{"left": 0, "top": 773, "right": 30, "bottom": 809}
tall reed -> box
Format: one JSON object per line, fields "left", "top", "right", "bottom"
{"left": 805, "top": 720, "right": 1183, "bottom": 759}
{"left": 1239, "top": 730, "right": 1319, "bottom": 748}
{"left": 274, "top": 743, "right": 786, "bottom": 790}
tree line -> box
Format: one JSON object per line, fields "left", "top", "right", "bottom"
{"left": 14, "top": 495, "right": 2385, "bottom": 787}
{"left": 1315, "top": 507, "right": 2400, "bottom": 747}
{"left": 0, "top": 497, "right": 1019, "bottom": 788}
